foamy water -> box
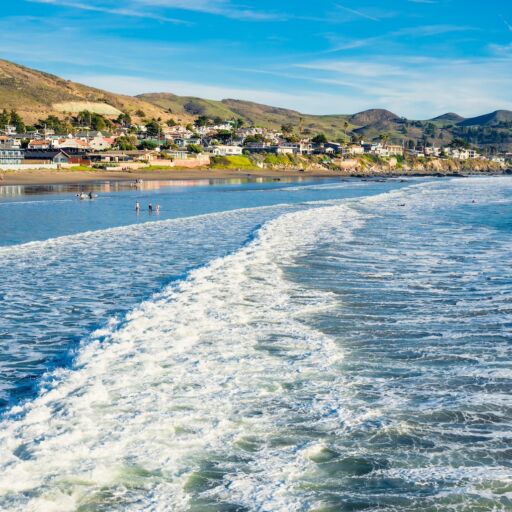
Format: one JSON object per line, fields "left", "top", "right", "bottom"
{"left": 0, "top": 177, "right": 511, "bottom": 511}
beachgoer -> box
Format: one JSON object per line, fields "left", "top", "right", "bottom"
{"left": 155, "top": 204, "right": 160, "bottom": 214}
{"left": 149, "top": 203, "right": 153, "bottom": 213}
{"left": 88, "top": 192, "right": 94, "bottom": 199}
{"left": 135, "top": 201, "right": 140, "bottom": 212}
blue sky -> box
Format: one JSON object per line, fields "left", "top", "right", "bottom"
{"left": 1, "top": 0, "right": 511, "bottom": 118}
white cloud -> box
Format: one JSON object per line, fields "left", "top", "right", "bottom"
{"left": 130, "top": 0, "right": 281, "bottom": 21}
{"left": 334, "top": 3, "right": 380, "bottom": 22}
{"left": 28, "top": 0, "right": 187, "bottom": 23}
{"left": 292, "top": 56, "right": 512, "bottom": 118}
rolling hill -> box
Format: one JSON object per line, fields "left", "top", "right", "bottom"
{"left": 432, "top": 113, "right": 465, "bottom": 123}
{"left": 0, "top": 59, "right": 173, "bottom": 123}
{"left": 459, "top": 110, "right": 512, "bottom": 127}
{"left": 137, "top": 92, "right": 356, "bottom": 136}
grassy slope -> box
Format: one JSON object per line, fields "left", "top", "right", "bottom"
{"left": 0, "top": 60, "right": 172, "bottom": 123}
{"left": 138, "top": 93, "right": 356, "bottom": 138}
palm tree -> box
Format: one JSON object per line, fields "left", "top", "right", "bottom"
{"left": 378, "top": 133, "right": 390, "bottom": 146}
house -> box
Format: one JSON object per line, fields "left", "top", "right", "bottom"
{"left": 54, "top": 138, "right": 91, "bottom": 151}
{"left": 209, "top": 145, "right": 243, "bottom": 156}
{"left": 86, "top": 152, "right": 133, "bottom": 164}
{"left": 27, "top": 140, "right": 52, "bottom": 150}
{"left": 0, "top": 136, "right": 21, "bottom": 149}
{"left": 424, "top": 146, "right": 441, "bottom": 157}
{"left": 345, "top": 144, "right": 365, "bottom": 155}
{"left": 323, "top": 142, "right": 342, "bottom": 154}
{"left": 386, "top": 145, "right": 404, "bottom": 156}
{"left": 405, "top": 149, "right": 425, "bottom": 158}
{"left": 166, "top": 151, "right": 189, "bottom": 160}
{"left": 0, "top": 148, "right": 24, "bottom": 165}
{"left": 75, "top": 130, "right": 105, "bottom": 139}
{"left": 23, "top": 150, "right": 71, "bottom": 164}
{"left": 277, "top": 142, "right": 312, "bottom": 155}
{"left": 2, "top": 125, "right": 17, "bottom": 135}
{"left": 244, "top": 143, "right": 278, "bottom": 154}
{"left": 89, "top": 136, "right": 114, "bottom": 151}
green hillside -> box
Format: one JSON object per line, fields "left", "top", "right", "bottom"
{"left": 0, "top": 59, "right": 172, "bottom": 123}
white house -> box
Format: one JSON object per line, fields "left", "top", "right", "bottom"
{"left": 210, "top": 145, "right": 243, "bottom": 156}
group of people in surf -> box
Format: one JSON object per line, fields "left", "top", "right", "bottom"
{"left": 77, "top": 192, "right": 97, "bottom": 200}
{"left": 135, "top": 201, "right": 160, "bottom": 214}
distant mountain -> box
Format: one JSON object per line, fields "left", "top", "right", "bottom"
{"left": 458, "top": 110, "right": 512, "bottom": 127}
{"left": 432, "top": 113, "right": 465, "bottom": 123}
{"left": 349, "top": 109, "right": 400, "bottom": 126}
{"left": 0, "top": 59, "right": 170, "bottom": 123}
{"left": 137, "top": 92, "right": 353, "bottom": 137}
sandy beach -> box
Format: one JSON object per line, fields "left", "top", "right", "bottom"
{"left": 0, "top": 167, "right": 349, "bottom": 186}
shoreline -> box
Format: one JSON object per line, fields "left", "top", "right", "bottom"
{"left": 0, "top": 166, "right": 509, "bottom": 187}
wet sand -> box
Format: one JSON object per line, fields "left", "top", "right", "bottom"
{"left": 0, "top": 168, "right": 342, "bottom": 186}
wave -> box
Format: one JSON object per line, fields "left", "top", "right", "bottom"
{"left": 0, "top": 201, "right": 363, "bottom": 511}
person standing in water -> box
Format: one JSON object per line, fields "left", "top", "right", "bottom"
{"left": 155, "top": 204, "right": 160, "bottom": 214}
{"left": 149, "top": 203, "right": 153, "bottom": 213}
{"left": 135, "top": 201, "right": 140, "bottom": 212}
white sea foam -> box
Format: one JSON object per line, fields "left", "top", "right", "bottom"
{"left": 0, "top": 201, "right": 363, "bottom": 511}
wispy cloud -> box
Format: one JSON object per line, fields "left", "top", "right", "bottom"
{"left": 334, "top": 3, "right": 380, "bottom": 22}
{"left": 29, "top": 0, "right": 187, "bottom": 24}
{"left": 501, "top": 15, "right": 512, "bottom": 32}
{"left": 322, "top": 24, "right": 476, "bottom": 54}
{"left": 131, "top": 0, "right": 281, "bottom": 21}
{"left": 291, "top": 55, "right": 512, "bottom": 117}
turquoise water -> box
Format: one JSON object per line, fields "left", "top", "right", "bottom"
{"left": 0, "top": 176, "right": 510, "bottom": 511}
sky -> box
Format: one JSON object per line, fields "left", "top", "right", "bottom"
{"left": 1, "top": 0, "right": 511, "bottom": 118}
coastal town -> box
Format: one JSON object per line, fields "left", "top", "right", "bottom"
{"left": 0, "top": 109, "right": 510, "bottom": 174}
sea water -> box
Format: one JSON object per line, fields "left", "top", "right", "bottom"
{"left": 0, "top": 177, "right": 510, "bottom": 511}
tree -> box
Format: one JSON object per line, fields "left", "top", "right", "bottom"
{"left": 145, "top": 120, "right": 161, "bottom": 138}
{"left": 281, "top": 123, "right": 294, "bottom": 134}
{"left": 378, "top": 133, "right": 390, "bottom": 145}
{"left": 135, "top": 110, "right": 146, "bottom": 117}
{"left": 117, "top": 113, "right": 132, "bottom": 127}
{"left": 194, "top": 115, "right": 210, "bottom": 128}
{"left": 36, "top": 115, "right": 71, "bottom": 134}
{"left": 450, "top": 138, "right": 470, "bottom": 149}
{"left": 75, "top": 111, "right": 111, "bottom": 131}
{"left": 312, "top": 133, "right": 328, "bottom": 144}
{"left": 138, "top": 140, "right": 159, "bottom": 150}
{"left": 10, "top": 110, "right": 25, "bottom": 133}
{"left": 116, "top": 135, "right": 137, "bottom": 150}
{"left": 166, "top": 118, "right": 177, "bottom": 127}
{"left": 285, "top": 134, "right": 300, "bottom": 143}
{"left": 215, "top": 129, "right": 232, "bottom": 144}
{"left": 187, "top": 144, "right": 203, "bottom": 154}
{"left": 0, "top": 109, "right": 10, "bottom": 128}
{"left": 233, "top": 118, "right": 245, "bottom": 129}
{"left": 76, "top": 110, "right": 92, "bottom": 127}
{"left": 93, "top": 116, "right": 107, "bottom": 132}
{"left": 243, "top": 134, "right": 265, "bottom": 145}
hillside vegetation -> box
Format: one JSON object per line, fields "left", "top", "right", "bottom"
{"left": 0, "top": 60, "right": 173, "bottom": 123}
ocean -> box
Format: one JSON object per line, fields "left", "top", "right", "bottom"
{"left": 0, "top": 176, "right": 510, "bottom": 511}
